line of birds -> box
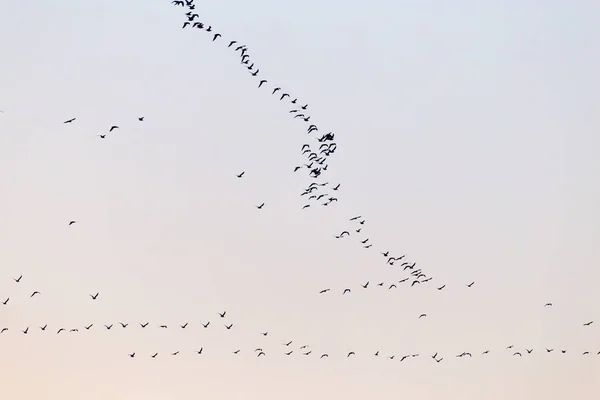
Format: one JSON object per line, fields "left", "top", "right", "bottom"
{"left": 171, "top": 0, "right": 438, "bottom": 292}
{"left": 2, "top": 271, "right": 597, "bottom": 367}
{"left": 123, "top": 346, "right": 600, "bottom": 360}
{"left": 2, "top": 275, "right": 595, "bottom": 332}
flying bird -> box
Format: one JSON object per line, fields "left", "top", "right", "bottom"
{"left": 14, "top": 275, "right": 22, "bottom": 283}
{"left": 467, "top": 282, "right": 475, "bottom": 287}
{"left": 109, "top": 126, "right": 119, "bottom": 132}
{"left": 236, "top": 171, "right": 245, "bottom": 178}
{"left": 63, "top": 118, "right": 76, "bottom": 124}
{"left": 30, "top": 291, "right": 40, "bottom": 297}
{"left": 90, "top": 293, "right": 99, "bottom": 300}
{"left": 256, "top": 203, "right": 265, "bottom": 209}
{"left": 68, "top": 220, "right": 77, "bottom": 226}
{"left": 219, "top": 311, "right": 226, "bottom": 318}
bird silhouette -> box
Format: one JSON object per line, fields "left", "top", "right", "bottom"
{"left": 584, "top": 321, "right": 594, "bottom": 326}
{"left": 63, "top": 118, "right": 76, "bottom": 124}
{"left": 256, "top": 203, "right": 265, "bottom": 209}
{"left": 90, "top": 293, "right": 99, "bottom": 300}
{"left": 219, "top": 311, "right": 226, "bottom": 318}
{"left": 225, "top": 324, "right": 233, "bottom": 330}
{"left": 14, "top": 275, "right": 22, "bottom": 283}
{"left": 30, "top": 291, "right": 40, "bottom": 297}
{"left": 109, "top": 126, "right": 119, "bottom": 132}
{"left": 236, "top": 171, "right": 245, "bottom": 178}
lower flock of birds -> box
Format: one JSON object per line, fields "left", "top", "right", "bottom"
{"left": 1, "top": 0, "right": 597, "bottom": 367}
{"left": 2, "top": 274, "right": 599, "bottom": 361}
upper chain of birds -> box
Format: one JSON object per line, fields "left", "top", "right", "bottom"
{"left": 170, "top": 0, "right": 444, "bottom": 291}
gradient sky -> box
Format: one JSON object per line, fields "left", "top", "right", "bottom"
{"left": 1, "top": 0, "right": 599, "bottom": 399}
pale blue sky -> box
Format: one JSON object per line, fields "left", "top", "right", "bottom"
{"left": 1, "top": 0, "right": 599, "bottom": 399}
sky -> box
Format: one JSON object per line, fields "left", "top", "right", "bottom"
{"left": 1, "top": 0, "right": 599, "bottom": 398}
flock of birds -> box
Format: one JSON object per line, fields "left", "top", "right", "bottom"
{"left": 2, "top": 274, "right": 599, "bottom": 362}
{"left": 0, "top": 0, "right": 597, "bottom": 369}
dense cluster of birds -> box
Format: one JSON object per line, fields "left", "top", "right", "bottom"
{"left": 169, "top": 0, "right": 443, "bottom": 289}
